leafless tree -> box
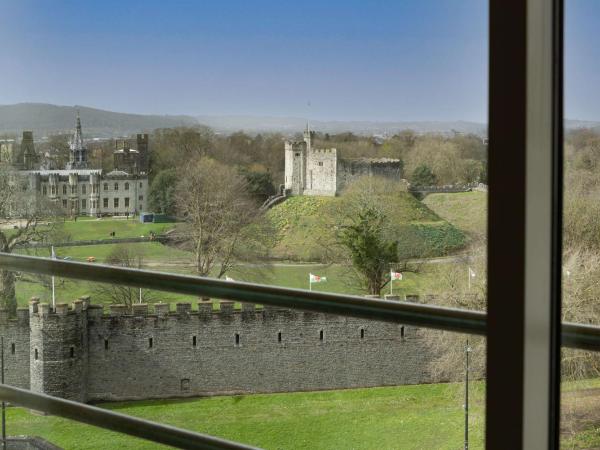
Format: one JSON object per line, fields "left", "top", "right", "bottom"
{"left": 93, "top": 245, "right": 163, "bottom": 311}
{"left": 174, "top": 157, "right": 271, "bottom": 279}
{"left": 0, "top": 166, "right": 61, "bottom": 315}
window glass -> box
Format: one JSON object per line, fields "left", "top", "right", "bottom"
{"left": 562, "top": 2, "right": 600, "bottom": 447}
{"left": 0, "top": 1, "right": 488, "bottom": 448}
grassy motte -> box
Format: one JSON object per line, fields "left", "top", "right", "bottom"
{"left": 267, "top": 195, "right": 466, "bottom": 261}
{"left": 423, "top": 191, "right": 487, "bottom": 239}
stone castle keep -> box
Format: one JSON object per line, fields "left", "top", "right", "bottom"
{"left": 1, "top": 298, "right": 432, "bottom": 402}
{"left": 284, "top": 127, "right": 403, "bottom": 196}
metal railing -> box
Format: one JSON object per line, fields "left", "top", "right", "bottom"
{"left": 0, "top": 252, "right": 599, "bottom": 448}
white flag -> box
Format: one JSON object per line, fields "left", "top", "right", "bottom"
{"left": 469, "top": 267, "right": 476, "bottom": 278}
{"left": 390, "top": 270, "right": 403, "bottom": 281}
{"left": 309, "top": 273, "right": 327, "bottom": 283}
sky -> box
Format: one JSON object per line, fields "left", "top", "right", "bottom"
{"left": 0, "top": 1, "right": 596, "bottom": 122}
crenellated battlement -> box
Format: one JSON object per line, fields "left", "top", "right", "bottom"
{"left": 1, "top": 293, "right": 439, "bottom": 403}
{"left": 310, "top": 147, "right": 337, "bottom": 155}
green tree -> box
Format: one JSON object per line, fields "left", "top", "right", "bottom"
{"left": 338, "top": 206, "right": 398, "bottom": 295}
{"left": 148, "top": 169, "right": 178, "bottom": 215}
{"left": 239, "top": 169, "right": 276, "bottom": 203}
{"left": 410, "top": 164, "right": 436, "bottom": 187}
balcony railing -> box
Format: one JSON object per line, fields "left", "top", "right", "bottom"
{"left": 0, "top": 252, "right": 597, "bottom": 449}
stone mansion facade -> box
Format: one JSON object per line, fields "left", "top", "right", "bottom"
{"left": 2, "top": 114, "right": 149, "bottom": 216}
{"left": 284, "top": 126, "right": 403, "bottom": 196}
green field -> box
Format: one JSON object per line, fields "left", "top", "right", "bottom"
{"left": 8, "top": 217, "right": 176, "bottom": 243}
{"left": 423, "top": 191, "right": 487, "bottom": 239}
{"left": 267, "top": 195, "right": 466, "bottom": 261}
{"left": 5, "top": 382, "right": 486, "bottom": 450}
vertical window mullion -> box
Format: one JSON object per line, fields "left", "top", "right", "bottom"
{"left": 487, "top": 0, "right": 562, "bottom": 449}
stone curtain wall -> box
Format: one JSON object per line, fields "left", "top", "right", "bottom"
{"left": 1, "top": 298, "right": 434, "bottom": 402}
{"left": 336, "top": 159, "right": 404, "bottom": 194}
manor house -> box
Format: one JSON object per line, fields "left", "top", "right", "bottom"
{"left": 2, "top": 114, "right": 149, "bottom": 216}
{"left": 284, "top": 127, "right": 403, "bottom": 196}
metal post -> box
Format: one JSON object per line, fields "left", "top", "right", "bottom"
{"left": 464, "top": 338, "right": 469, "bottom": 450}
{"left": 2, "top": 336, "right": 6, "bottom": 450}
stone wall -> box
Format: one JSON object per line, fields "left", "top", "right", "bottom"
{"left": 1, "top": 298, "right": 434, "bottom": 403}
{"left": 336, "top": 159, "right": 404, "bottom": 194}
{"left": 303, "top": 149, "right": 337, "bottom": 196}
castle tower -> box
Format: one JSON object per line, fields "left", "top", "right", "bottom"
{"left": 21, "top": 131, "right": 36, "bottom": 170}
{"left": 67, "top": 112, "right": 88, "bottom": 170}
{"left": 29, "top": 302, "right": 89, "bottom": 402}
{"left": 136, "top": 134, "right": 149, "bottom": 173}
{"left": 303, "top": 123, "right": 315, "bottom": 153}
{"left": 284, "top": 140, "right": 307, "bottom": 195}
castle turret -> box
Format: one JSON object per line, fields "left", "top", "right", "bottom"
{"left": 303, "top": 123, "right": 315, "bottom": 153}
{"left": 284, "top": 140, "right": 307, "bottom": 195}
{"left": 136, "top": 133, "right": 149, "bottom": 173}
{"left": 29, "top": 301, "right": 89, "bottom": 402}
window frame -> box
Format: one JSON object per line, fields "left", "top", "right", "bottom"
{"left": 487, "top": 0, "right": 563, "bottom": 448}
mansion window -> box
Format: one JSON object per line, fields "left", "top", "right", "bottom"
{"left": 82, "top": 185, "right": 87, "bottom": 195}
{"left": 139, "top": 182, "right": 142, "bottom": 188}
{"left": 139, "top": 195, "right": 143, "bottom": 201}
{"left": 103, "top": 183, "right": 108, "bottom": 191}
{"left": 124, "top": 197, "right": 130, "bottom": 207}
{"left": 114, "top": 183, "right": 119, "bottom": 191}
{"left": 51, "top": 186, "right": 56, "bottom": 195}
{"left": 42, "top": 186, "right": 47, "bottom": 195}
{"left": 62, "top": 185, "right": 67, "bottom": 195}
{"left": 62, "top": 199, "right": 67, "bottom": 208}
{"left": 114, "top": 198, "right": 119, "bottom": 208}
{"left": 81, "top": 199, "right": 86, "bottom": 209}
{"left": 125, "top": 182, "right": 129, "bottom": 190}
{"left": 103, "top": 198, "right": 108, "bottom": 208}
{"left": 71, "top": 185, "right": 77, "bottom": 194}
{"left": 92, "top": 184, "right": 97, "bottom": 194}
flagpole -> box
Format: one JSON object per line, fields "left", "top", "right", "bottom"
{"left": 51, "top": 246, "right": 56, "bottom": 310}
{"left": 468, "top": 267, "right": 471, "bottom": 291}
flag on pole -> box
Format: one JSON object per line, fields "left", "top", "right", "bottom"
{"left": 309, "top": 273, "right": 327, "bottom": 283}
{"left": 468, "top": 267, "right": 476, "bottom": 278}
{"left": 390, "top": 271, "right": 403, "bottom": 281}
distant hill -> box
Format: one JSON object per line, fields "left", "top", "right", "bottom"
{"left": 0, "top": 103, "right": 198, "bottom": 138}
{"left": 2, "top": 103, "right": 599, "bottom": 138}
{"left": 197, "top": 114, "right": 488, "bottom": 137}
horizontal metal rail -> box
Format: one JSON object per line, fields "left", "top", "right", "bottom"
{"left": 0, "top": 384, "right": 259, "bottom": 450}
{"left": 0, "top": 253, "right": 487, "bottom": 335}
{"left": 0, "top": 253, "right": 600, "bottom": 350}
{"left": 1, "top": 253, "right": 599, "bottom": 348}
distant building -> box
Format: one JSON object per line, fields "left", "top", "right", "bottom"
{"left": 284, "top": 126, "right": 403, "bottom": 196}
{"left": 8, "top": 113, "right": 149, "bottom": 216}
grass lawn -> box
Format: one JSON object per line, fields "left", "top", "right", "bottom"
{"left": 15, "top": 241, "right": 448, "bottom": 308}
{"left": 10, "top": 218, "right": 177, "bottom": 243}
{"left": 5, "top": 382, "right": 486, "bottom": 450}
{"left": 423, "top": 191, "right": 487, "bottom": 239}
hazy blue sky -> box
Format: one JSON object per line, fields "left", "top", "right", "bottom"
{"left": 0, "top": 1, "right": 596, "bottom": 122}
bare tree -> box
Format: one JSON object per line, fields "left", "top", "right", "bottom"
{"left": 422, "top": 243, "right": 487, "bottom": 382}
{"left": 94, "top": 245, "right": 163, "bottom": 311}
{"left": 0, "top": 166, "right": 60, "bottom": 315}
{"left": 174, "top": 157, "right": 270, "bottom": 279}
